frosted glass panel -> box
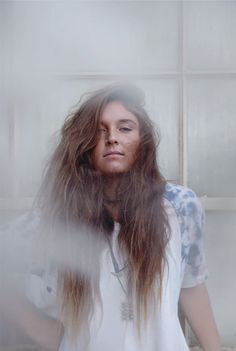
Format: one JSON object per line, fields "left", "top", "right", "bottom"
{"left": 40, "top": 79, "right": 112, "bottom": 136}
{"left": 13, "top": 102, "right": 45, "bottom": 197}
{"left": 203, "top": 212, "right": 236, "bottom": 345}
{"left": 187, "top": 79, "right": 236, "bottom": 197}
{"left": 3, "top": 1, "right": 180, "bottom": 73}
{"left": 136, "top": 79, "right": 179, "bottom": 182}
{"left": 0, "top": 115, "right": 12, "bottom": 197}
{"left": 3, "top": 78, "right": 179, "bottom": 197}
{"left": 41, "top": 78, "right": 180, "bottom": 183}
{"left": 185, "top": 1, "right": 236, "bottom": 70}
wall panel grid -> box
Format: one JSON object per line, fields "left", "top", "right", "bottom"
{"left": 1, "top": 0, "right": 236, "bottom": 348}
{"left": 1, "top": 1, "right": 236, "bottom": 211}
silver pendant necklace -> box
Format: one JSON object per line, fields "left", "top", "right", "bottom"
{"left": 107, "top": 238, "right": 134, "bottom": 322}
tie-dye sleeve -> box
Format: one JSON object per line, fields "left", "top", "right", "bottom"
{"left": 179, "top": 189, "right": 209, "bottom": 288}
{"left": 164, "top": 184, "right": 209, "bottom": 288}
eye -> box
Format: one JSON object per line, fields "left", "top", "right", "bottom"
{"left": 119, "top": 127, "right": 132, "bottom": 132}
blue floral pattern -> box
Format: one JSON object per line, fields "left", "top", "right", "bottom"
{"left": 164, "top": 183, "right": 208, "bottom": 288}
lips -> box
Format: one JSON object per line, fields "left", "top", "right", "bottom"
{"left": 103, "top": 151, "right": 124, "bottom": 157}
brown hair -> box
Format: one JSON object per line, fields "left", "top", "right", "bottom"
{"left": 39, "top": 84, "right": 170, "bottom": 337}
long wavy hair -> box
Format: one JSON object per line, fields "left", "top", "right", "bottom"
{"left": 39, "top": 84, "right": 170, "bottom": 338}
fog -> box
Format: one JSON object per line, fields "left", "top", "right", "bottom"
{"left": 0, "top": 212, "right": 106, "bottom": 350}
{"left": 1, "top": 1, "right": 236, "bottom": 349}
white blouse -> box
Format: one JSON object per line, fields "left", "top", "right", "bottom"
{"left": 1, "top": 184, "right": 208, "bottom": 351}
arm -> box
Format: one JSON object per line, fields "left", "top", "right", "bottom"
{"left": 0, "top": 212, "right": 64, "bottom": 351}
{"left": 179, "top": 283, "right": 221, "bottom": 351}
{"left": 0, "top": 291, "right": 63, "bottom": 351}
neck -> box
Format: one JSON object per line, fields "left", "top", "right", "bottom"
{"left": 102, "top": 174, "right": 123, "bottom": 222}
{"left": 103, "top": 174, "right": 121, "bottom": 200}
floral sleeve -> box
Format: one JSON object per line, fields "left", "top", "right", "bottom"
{"left": 165, "top": 184, "right": 209, "bottom": 288}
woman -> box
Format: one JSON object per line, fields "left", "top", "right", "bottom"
{"left": 1, "top": 84, "right": 221, "bottom": 350}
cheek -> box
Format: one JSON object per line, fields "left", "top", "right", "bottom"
{"left": 127, "top": 139, "right": 140, "bottom": 160}
{"left": 131, "top": 136, "right": 140, "bottom": 151}
{"left": 129, "top": 142, "right": 138, "bottom": 153}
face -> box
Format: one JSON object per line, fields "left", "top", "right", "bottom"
{"left": 91, "top": 101, "right": 140, "bottom": 174}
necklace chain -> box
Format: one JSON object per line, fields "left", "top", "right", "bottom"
{"left": 107, "top": 237, "right": 134, "bottom": 321}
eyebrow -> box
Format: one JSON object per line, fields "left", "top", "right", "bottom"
{"left": 118, "top": 119, "right": 138, "bottom": 125}
{"left": 100, "top": 119, "right": 138, "bottom": 126}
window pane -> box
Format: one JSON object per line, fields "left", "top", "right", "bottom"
{"left": 42, "top": 78, "right": 180, "bottom": 183}
{"left": 0, "top": 115, "right": 12, "bottom": 197}
{"left": 3, "top": 1, "right": 180, "bottom": 73}
{"left": 3, "top": 78, "right": 179, "bottom": 198}
{"left": 136, "top": 79, "right": 180, "bottom": 183}
{"left": 185, "top": 1, "right": 236, "bottom": 71}
{"left": 187, "top": 79, "right": 236, "bottom": 197}
{"left": 14, "top": 102, "right": 45, "bottom": 197}
{"left": 204, "top": 212, "right": 236, "bottom": 345}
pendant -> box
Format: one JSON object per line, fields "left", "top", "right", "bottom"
{"left": 121, "top": 300, "right": 134, "bottom": 321}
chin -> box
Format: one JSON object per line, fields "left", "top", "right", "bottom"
{"left": 104, "top": 169, "right": 126, "bottom": 175}
{"left": 101, "top": 166, "right": 129, "bottom": 175}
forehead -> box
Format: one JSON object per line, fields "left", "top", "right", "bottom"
{"left": 100, "top": 101, "right": 139, "bottom": 124}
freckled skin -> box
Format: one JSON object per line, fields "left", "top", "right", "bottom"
{"left": 91, "top": 101, "right": 140, "bottom": 174}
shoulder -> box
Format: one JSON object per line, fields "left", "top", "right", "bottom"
{"left": 164, "top": 183, "right": 201, "bottom": 209}
{"left": 164, "top": 183, "right": 204, "bottom": 230}
{"left": 163, "top": 182, "right": 204, "bottom": 240}
{"left": 164, "top": 183, "right": 208, "bottom": 287}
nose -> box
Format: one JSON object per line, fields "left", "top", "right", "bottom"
{"left": 105, "top": 129, "right": 118, "bottom": 146}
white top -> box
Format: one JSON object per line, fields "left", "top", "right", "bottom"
{"left": 59, "top": 201, "right": 188, "bottom": 351}
{"left": 0, "top": 184, "right": 208, "bottom": 351}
